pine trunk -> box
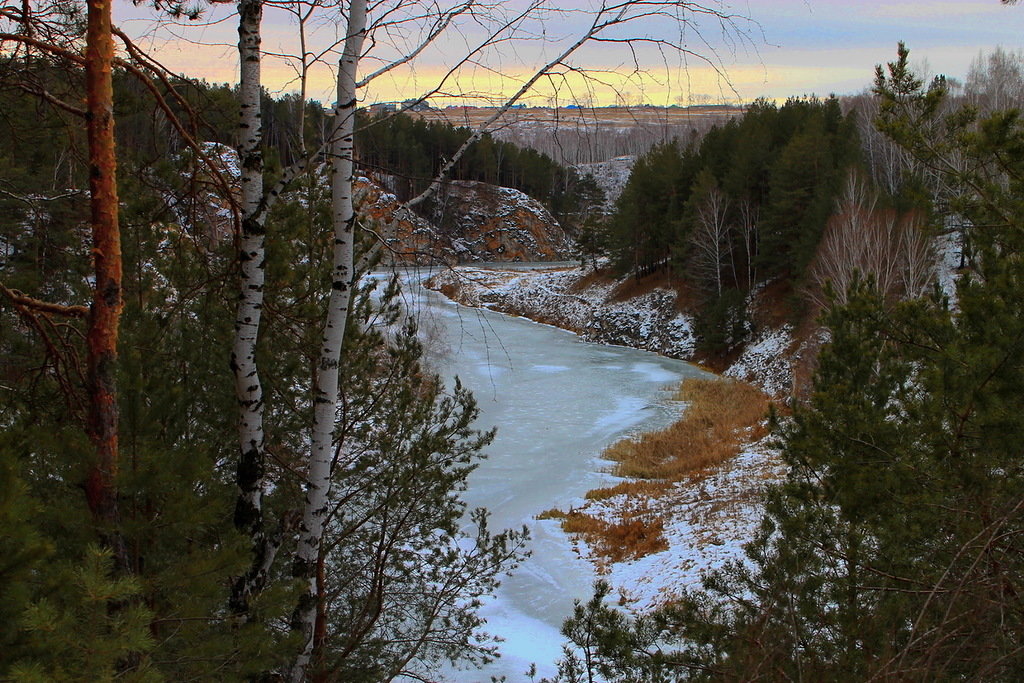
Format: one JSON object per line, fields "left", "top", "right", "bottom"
{"left": 291, "top": 0, "right": 368, "bottom": 677}
{"left": 83, "top": 0, "right": 126, "bottom": 573}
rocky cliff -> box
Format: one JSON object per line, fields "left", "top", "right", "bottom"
{"left": 355, "top": 177, "right": 577, "bottom": 265}
{"left": 426, "top": 264, "right": 801, "bottom": 398}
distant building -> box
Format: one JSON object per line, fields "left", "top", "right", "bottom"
{"left": 401, "top": 99, "right": 432, "bottom": 112}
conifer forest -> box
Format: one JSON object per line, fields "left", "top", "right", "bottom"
{"left": 3, "top": 0, "right": 1024, "bottom": 680}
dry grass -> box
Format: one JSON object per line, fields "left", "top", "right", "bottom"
{"left": 435, "top": 280, "right": 462, "bottom": 301}
{"left": 568, "top": 267, "right": 613, "bottom": 293}
{"left": 608, "top": 269, "right": 673, "bottom": 302}
{"left": 537, "top": 500, "right": 669, "bottom": 562}
{"left": 603, "top": 377, "right": 770, "bottom": 481}
{"left": 546, "top": 377, "right": 772, "bottom": 566}
{"left": 585, "top": 480, "right": 671, "bottom": 501}
{"left": 561, "top": 507, "right": 668, "bottom": 563}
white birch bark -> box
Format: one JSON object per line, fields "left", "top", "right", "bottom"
{"left": 292, "top": 0, "right": 368, "bottom": 676}
{"left": 691, "top": 185, "right": 731, "bottom": 296}
{"left": 230, "top": 0, "right": 274, "bottom": 615}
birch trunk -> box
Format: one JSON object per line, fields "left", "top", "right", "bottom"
{"left": 291, "top": 0, "right": 368, "bottom": 677}
{"left": 230, "top": 0, "right": 273, "bottom": 615}
{"left": 83, "top": 0, "right": 127, "bottom": 573}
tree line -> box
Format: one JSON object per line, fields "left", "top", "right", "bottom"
{"left": 539, "top": 42, "right": 1024, "bottom": 681}
{"left": 591, "top": 96, "right": 861, "bottom": 352}
{"left": 0, "top": 0, "right": 752, "bottom": 679}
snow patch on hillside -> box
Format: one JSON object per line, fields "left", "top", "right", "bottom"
{"left": 427, "top": 263, "right": 799, "bottom": 397}
{"left": 428, "top": 265, "right": 698, "bottom": 359}
{"left": 935, "top": 229, "right": 963, "bottom": 306}
{"left": 578, "top": 443, "right": 785, "bottom": 612}
{"left": 725, "top": 326, "right": 794, "bottom": 397}
{"left": 576, "top": 155, "right": 635, "bottom": 211}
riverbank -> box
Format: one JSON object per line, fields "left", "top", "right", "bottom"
{"left": 423, "top": 263, "right": 797, "bottom": 614}
{"left": 425, "top": 263, "right": 804, "bottom": 398}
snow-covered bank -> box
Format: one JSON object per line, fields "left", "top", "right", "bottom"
{"left": 563, "top": 443, "right": 786, "bottom": 612}
{"left": 425, "top": 263, "right": 797, "bottom": 398}
{"left": 428, "top": 264, "right": 697, "bottom": 355}
{"left": 423, "top": 264, "right": 793, "bottom": 623}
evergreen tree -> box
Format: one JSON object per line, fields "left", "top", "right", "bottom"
{"left": 548, "top": 45, "right": 1024, "bottom": 681}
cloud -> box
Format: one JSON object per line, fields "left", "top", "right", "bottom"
{"left": 867, "top": 1, "right": 1006, "bottom": 19}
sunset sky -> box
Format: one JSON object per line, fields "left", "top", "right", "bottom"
{"left": 115, "top": 0, "right": 1023, "bottom": 106}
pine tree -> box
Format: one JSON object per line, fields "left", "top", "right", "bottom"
{"left": 548, "top": 45, "right": 1024, "bottom": 681}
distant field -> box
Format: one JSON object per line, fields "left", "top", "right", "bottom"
{"left": 406, "top": 105, "right": 742, "bottom": 131}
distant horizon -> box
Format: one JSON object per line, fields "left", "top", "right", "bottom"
{"left": 116, "top": 0, "right": 1022, "bottom": 107}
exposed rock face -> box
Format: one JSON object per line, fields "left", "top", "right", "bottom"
{"left": 429, "top": 180, "right": 577, "bottom": 262}
{"left": 353, "top": 177, "right": 449, "bottom": 264}
{"left": 355, "top": 177, "right": 575, "bottom": 265}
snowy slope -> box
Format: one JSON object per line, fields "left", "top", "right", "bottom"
{"left": 427, "top": 263, "right": 797, "bottom": 397}
{"left": 425, "top": 263, "right": 795, "bottom": 618}
{"left": 427, "top": 265, "right": 698, "bottom": 359}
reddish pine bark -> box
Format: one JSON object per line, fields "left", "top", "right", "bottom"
{"left": 84, "top": 0, "right": 126, "bottom": 571}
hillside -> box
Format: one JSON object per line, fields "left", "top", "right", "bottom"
{"left": 357, "top": 177, "right": 577, "bottom": 264}
{"left": 426, "top": 264, "right": 802, "bottom": 397}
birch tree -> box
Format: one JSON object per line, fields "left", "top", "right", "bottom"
{"left": 687, "top": 170, "right": 732, "bottom": 296}
{"left": 229, "top": 0, "right": 274, "bottom": 617}
{"left": 808, "top": 172, "right": 935, "bottom": 309}
{"left": 215, "top": 0, "right": 756, "bottom": 676}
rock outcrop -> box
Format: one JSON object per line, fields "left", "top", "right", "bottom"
{"left": 353, "top": 177, "right": 447, "bottom": 263}
{"left": 354, "top": 176, "right": 577, "bottom": 264}
{"left": 429, "top": 180, "right": 577, "bottom": 262}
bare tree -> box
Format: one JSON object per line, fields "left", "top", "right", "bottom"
{"left": 207, "top": 0, "right": 758, "bottom": 677}
{"left": 735, "top": 195, "right": 758, "bottom": 289}
{"left": 965, "top": 46, "right": 1024, "bottom": 113}
{"left": 688, "top": 173, "right": 731, "bottom": 296}
{"left": 808, "top": 172, "right": 935, "bottom": 309}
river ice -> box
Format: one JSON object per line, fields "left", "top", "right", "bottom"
{"left": 395, "top": 276, "right": 708, "bottom": 680}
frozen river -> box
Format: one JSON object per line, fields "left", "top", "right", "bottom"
{"left": 394, "top": 270, "right": 707, "bottom": 680}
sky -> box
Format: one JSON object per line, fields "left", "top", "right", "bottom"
{"left": 114, "top": 0, "right": 1024, "bottom": 106}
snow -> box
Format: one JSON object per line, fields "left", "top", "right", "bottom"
{"left": 463, "top": 596, "right": 565, "bottom": 680}
{"left": 588, "top": 396, "right": 654, "bottom": 439}
{"left": 630, "top": 361, "right": 681, "bottom": 383}
{"left": 199, "top": 141, "right": 241, "bottom": 179}
{"left": 532, "top": 364, "right": 570, "bottom": 373}
{"left": 575, "top": 155, "right": 636, "bottom": 211}
{"left": 724, "top": 325, "right": 795, "bottom": 397}
{"left": 935, "top": 228, "right": 963, "bottom": 306}
{"left": 567, "top": 443, "right": 785, "bottom": 613}
{"left": 427, "top": 265, "right": 699, "bottom": 359}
